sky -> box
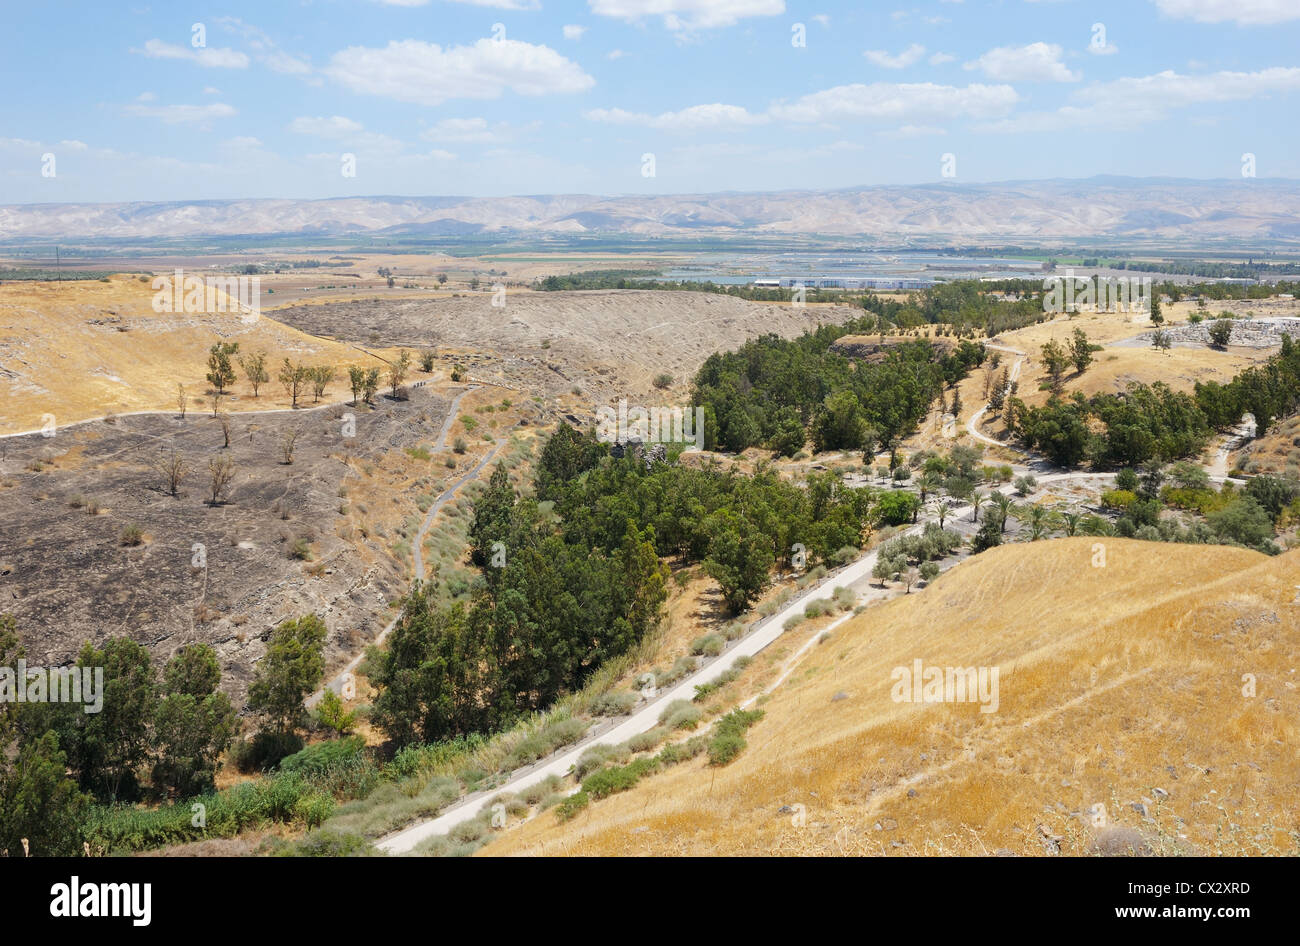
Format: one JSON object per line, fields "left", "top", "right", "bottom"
{"left": 2, "top": 0, "right": 1299, "bottom": 203}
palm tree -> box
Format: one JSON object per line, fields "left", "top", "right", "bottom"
{"left": 931, "top": 499, "right": 950, "bottom": 529}
{"left": 988, "top": 490, "right": 1014, "bottom": 533}
{"left": 1062, "top": 511, "right": 1082, "bottom": 537}
{"left": 1024, "top": 503, "right": 1053, "bottom": 541}
{"left": 970, "top": 491, "right": 987, "bottom": 522}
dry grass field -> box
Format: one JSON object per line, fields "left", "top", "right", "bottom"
{"left": 0, "top": 275, "right": 389, "bottom": 434}
{"left": 483, "top": 538, "right": 1300, "bottom": 856}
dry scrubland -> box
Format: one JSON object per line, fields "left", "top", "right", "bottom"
{"left": 0, "top": 275, "right": 387, "bottom": 434}
{"left": 484, "top": 539, "right": 1299, "bottom": 856}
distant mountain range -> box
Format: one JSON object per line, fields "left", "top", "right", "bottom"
{"left": 3, "top": 177, "right": 1299, "bottom": 244}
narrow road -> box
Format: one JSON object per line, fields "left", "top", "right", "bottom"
{"left": 966, "top": 342, "right": 1025, "bottom": 447}
{"left": 376, "top": 511, "right": 947, "bottom": 855}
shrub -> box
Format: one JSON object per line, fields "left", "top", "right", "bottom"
{"left": 293, "top": 792, "right": 335, "bottom": 829}
{"left": 1100, "top": 489, "right": 1137, "bottom": 510}
{"left": 690, "top": 634, "right": 724, "bottom": 657}
{"left": 659, "top": 699, "right": 702, "bottom": 731}
{"left": 233, "top": 730, "right": 304, "bottom": 773}
{"left": 279, "top": 735, "right": 366, "bottom": 777}
{"left": 555, "top": 791, "right": 589, "bottom": 822}
{"left": 707, "top": 708, "right": 764, "bottom": 766}
{"left": 625, "top": 727, "right": 669, "bottom": 754}
{"left": 120, "top": 523, "right": 144, "bottom": 546}
{"left": 519, "top": 775, "right": 563, "bottom": 806}
{"left": 589, "top": 690, "right": 637, "bottom": 717}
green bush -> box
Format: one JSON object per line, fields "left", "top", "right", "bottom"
{"left": 279, "top": 735, "right": 366, "bottom": 776}
{"left": 659, "top": 700, "right": 702, "bottom": 731}
{"left": 555, "top": 791, "right": 589, "bottom": 822}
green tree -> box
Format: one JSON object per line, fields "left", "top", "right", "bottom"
{"left": 1069, "top": 328, "right": 1093, "bottom": 374}
{"left": 248, "top": 615, "right": 327, "bottom": 737}
{"left": 278, "top": 358, "right": 308, "bottom": 408}
{"left": 206, "top": 342, "right": 239, "bottom": 394}
{"left": 0, "top": 731, "right": 90, "bottom": 857}
{"left": 347, "top": 365, "right": 367, "bottom": 406}
{"left": 238, "top": 349, "right": 269, "bottom": 397}
{"left": 151, "top": 644, "right": 237, "bottom": 797}
{"left": 314, "top": 688, "right": 357, "bottom": 736}
{"left": 1041, "top": 339, "right": 1069, "bottom": 392}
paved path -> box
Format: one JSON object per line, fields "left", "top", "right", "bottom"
{"left": 966, "top": 342, "right": 1025, "bottom": 447}
{"left": 376, "top": 510, "right": 950, "bottom": 854}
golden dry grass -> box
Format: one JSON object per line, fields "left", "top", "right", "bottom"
{"left": 0, "top": 275, "right": 388, "bottom": 433}
{"left": 483, "top": 538, "right": 1300, "bottom": 856}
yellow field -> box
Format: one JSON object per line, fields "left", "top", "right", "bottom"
{"left": 483, "top": 538, "right": 1300, "bottom": 856}
{"left": 0, "top": 276, "right": 389, "bottom": 433}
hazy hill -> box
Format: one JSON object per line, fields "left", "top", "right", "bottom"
{"left": 4, "top": 178, "right": 1300, "bottom": 243}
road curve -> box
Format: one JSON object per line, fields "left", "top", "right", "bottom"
{"left": 966, "top": 342, "right": 1025, "bottom": 447}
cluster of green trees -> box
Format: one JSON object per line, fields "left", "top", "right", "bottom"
{"left": 0, "top": 611, "right": 332, "bottom": 855}
{"left": 372, "top": 426, "right": 876, "bottom": 747}
{"left": 862, "top": 281, "right": 1052, "bottom": 337}
{"left": 1012, "top": 336, "right": 1300, "bottom": 469}
{"left": 1011, "top": 383, "right": 1210, "bottom": 469}
{"left": 691, "top": 323, "right": 985, "bottom": 459}
{"left": 1098, "top": 465, "right": 1294, "bottom": 554}
{"left": 0, "top": 623, "right": 237, "bottom": 855}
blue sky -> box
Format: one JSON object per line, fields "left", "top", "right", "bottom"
{"left": 2, "top": 0, "right": 1299, "bottom": 202}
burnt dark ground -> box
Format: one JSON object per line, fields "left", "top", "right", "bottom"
{"left": 0, "top": 387, "right": 450, "bottom": 701}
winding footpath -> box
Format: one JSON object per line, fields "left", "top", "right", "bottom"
{"left": 966, "top": 342, "right": 1025, "bottom": 447}
{"left": 310, "top": 385, "right": 486, "bottom": 709}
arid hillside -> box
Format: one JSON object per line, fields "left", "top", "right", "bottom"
{"left": 269, "top": 290, "right": 858, "bottom": 404}
{"left": 0, "top": 275, "right": 386, "bottom": 434}
{"left": 483, "top": 538, "right": 1300, "bottom": 856}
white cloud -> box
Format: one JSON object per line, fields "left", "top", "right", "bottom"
{"left": 123, "top": 102, "right": 238, "bottom": 123}
{"left": 563, "top": 24, "right": 587, "bottom": 39}
{"left": 769, "top": 82, "right": 1019, "bottom": 123}
{"left": 287, "top": 115, "right": 403, "bottom": 154}
{"left": 976, "top": 66, "right": 1300, "bottom": 132}
{"left": 263, "top": 50, "right": 312, "bottom": 74}
{"left": 428, "top": 148, "right": 457, "bottom": 160}
{"left": 586, "top": 103, "right": 768, "bottom": 130}
{"left": 879, "top": 124, "right": 946, "bottom": 138}
{"left": 607, "top": 48, "right": 627, "bottom": 59}
{"left": 929, "top": 52, "right": 956, "bottom": 65}
{"left": 812, "top": 13, "right": 830, "bottom": 26}
{"left": 136, "top": 39, "right": 249, "bottom": 68}
{"left": 325, "top": 39, "right": 595, "bottom": 105}
{"left": 59, "top": 140, "right": 89, "bottom": 151}
{"left": 1153, "top": 0, "right": 1300, "bottom": 25}
{"left": 136, "top": 91, "right": 157, "bottom": 102}
{"left": 289, "top": 116, "right": 365, "bottom": 137}
{"left": 1087, "top": 41, "right": 1119, "bottom": 57}
{"left": 864, "top": 43, "right": 926, "bottom": 69}
{"left": 422, "top": 117, "right": 513, "bottom": 143}
{"left": 201, "top": 86, "right": 221, "bottom": 95}
{"left": 589, "top": 0, "right": 785, "bottom": 31}
{"left": 965, "top": 42, "right": 1080, "bottom": 82}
